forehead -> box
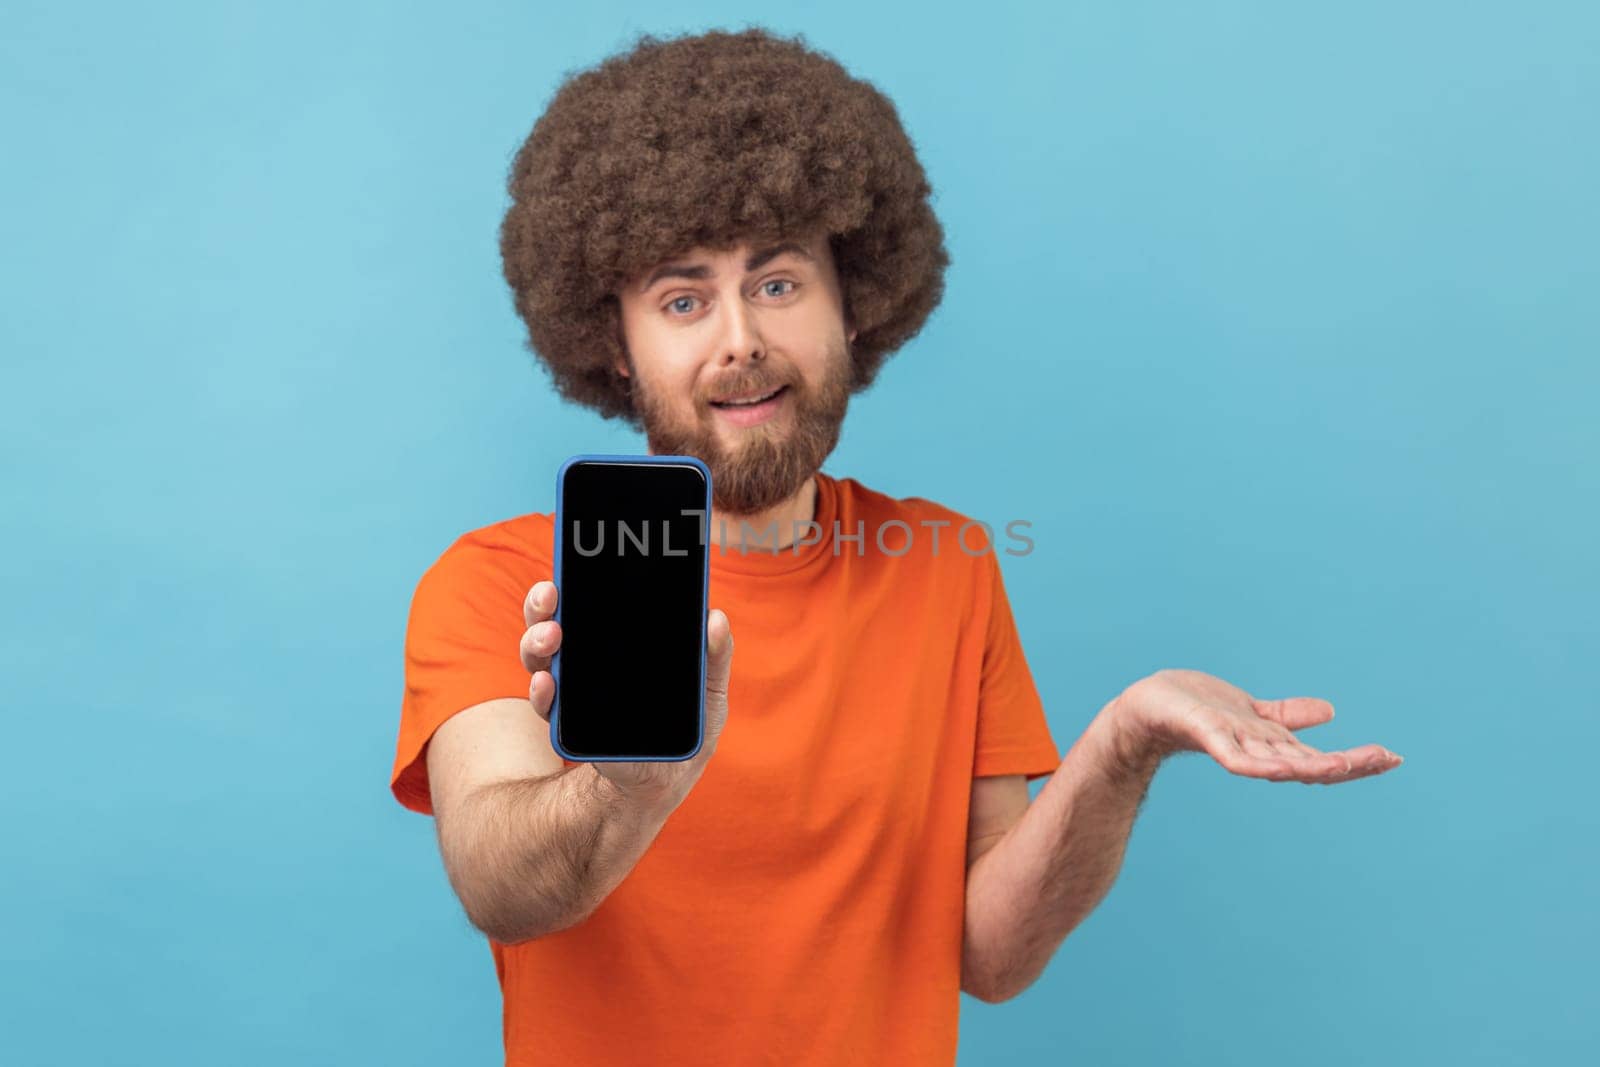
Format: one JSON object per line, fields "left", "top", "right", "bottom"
{"left": 631, "top": 233, "right": 831, "bottom": 294}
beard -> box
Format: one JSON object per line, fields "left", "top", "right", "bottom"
{"left": 629, "top": 334, "right": 853, "bottom": 516}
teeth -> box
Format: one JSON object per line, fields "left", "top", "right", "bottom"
{"left": 717, "top": 387, "right": 781, "bottom": 406}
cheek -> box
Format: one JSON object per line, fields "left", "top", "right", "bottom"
{"left": 773, "top": 315, "right": 844, "bottom": 375}
{"left": 785, "top": 299, "right": 846, "bottom": 344}
{"left": 623, "top": 329, "right": 708, "bottom": 399}
{"left": 649, "top": 362, "right": 704, "bottom": 409}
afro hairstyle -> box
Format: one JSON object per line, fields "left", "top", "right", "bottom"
{"left": 497, "top": 26, "right": 951, "bottom": 427}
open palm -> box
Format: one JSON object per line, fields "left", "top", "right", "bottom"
{"left": 1116, "top": 669, "right": 1403, "bottom": 784}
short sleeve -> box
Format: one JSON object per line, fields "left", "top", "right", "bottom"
{"left": 390, "top": 531, "right": 542, "bottom": 815}
{"left": 973, "top": 551, "right": 1061, "bottom": 780}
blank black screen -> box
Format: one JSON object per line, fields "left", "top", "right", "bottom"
{"left": 555, "top": 461, "right": 708, "bottom": 759}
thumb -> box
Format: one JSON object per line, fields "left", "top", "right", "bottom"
{"left": 706, "top": 606, "right": 733, "bottom": 657}
{"left": 703, "top": 608, "right": 734, "bottom": 740}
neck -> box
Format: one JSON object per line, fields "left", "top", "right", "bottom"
{"left": 642, "top": 442, "right": 820, "bottom": 550}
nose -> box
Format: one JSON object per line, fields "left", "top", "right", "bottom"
{"left": 718, "top": 295, "right": 765, "bottom": 366}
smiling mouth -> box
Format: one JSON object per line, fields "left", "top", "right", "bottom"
{"left": 710, "top": 385, "right": 788, "bottom": 409}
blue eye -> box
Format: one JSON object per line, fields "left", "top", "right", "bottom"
{"left": 763, "top": 280, "right": 796, "bottom": 297}
{"left": 668, "top": 296, "right": 697, "bottom": 315}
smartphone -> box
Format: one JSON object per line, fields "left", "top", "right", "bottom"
{"left": 551, "top": 454, "right": 712, "bottom": 762}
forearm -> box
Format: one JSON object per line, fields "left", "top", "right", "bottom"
{"left": 962, "top": 702, "right": 1160, "bottom": 1002}
{"left": 439, "top": 764, "right": 675, "bottom": 944}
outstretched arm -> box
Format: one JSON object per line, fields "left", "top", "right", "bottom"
{"left": 961, "top": 669, "right": 1403, "bottom": 1003}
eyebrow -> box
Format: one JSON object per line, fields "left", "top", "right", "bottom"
{"left": 638, "top": 241, "right": 815, "bottom": 294}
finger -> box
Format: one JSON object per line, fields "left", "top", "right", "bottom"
{"left": 1262, "top": 735, "right": 1316, "bottom": 767}
{"left": 702, "top": 608, "right": 734, "bottom": 741}
{"left": 520, "top": 618, "right": 561, "bottom": 675}
{"left": 1281, "top": 734, "right": 1327, "bottom": 761}
{"left": 1281, "top": 739, "right": 1354, "bottom": 781}
{"left": 1261, "top": 721, "right": 1335, "bottom": 760}
{"left": 1199, "top": 723, "right": 1300, "bottom": 781}
{"left": 1240, "top": 729, "right": 1334, "bottom": 781}
{"left": 1312, "top": 744, "right": 1402, "bottom": 784}
{"left": 1259, "top": 726, "right": 1325, "bottom": 760}
{"left": 1237, "top": 730, "right": 1283, "bottom": 761}
{"left": 1207, "top": 725, "right": 1362, "bottom": 783}
{"left": 1273, "top": 744, "right": 1356, "bottom": 783}
{"left": 1248, "top": 749, "right": 1347, "bottom": 783}
{"left": 1256, "top": 729, "right": 1402, "bottom": 783}
{"left": 1270, "top": 742, "right": 1398, "bottom": 785}
{"left": 523, "top": 580, "right": 558, "bottom": 629}
{"left": 1251, "top": 696, "right": 1335, "bottom": 731}
{"left": 529, "top": 669, "right": 554, "bottom": 723}
{"left": 705, "top": 608, "right": 734, "bottom": 675}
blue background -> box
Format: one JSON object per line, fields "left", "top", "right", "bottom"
{"left": 3, "top": 2, "right": 1595, "bottom": 1063}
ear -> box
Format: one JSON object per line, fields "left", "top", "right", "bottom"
{"left": 604, "top": 297, "right": 632, "bottom": 379}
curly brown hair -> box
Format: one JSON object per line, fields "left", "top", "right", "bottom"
{"left": 497, "top": 26, "right": 951, "bottom": 427}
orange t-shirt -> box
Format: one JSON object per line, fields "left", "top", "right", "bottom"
{"left": 391, "top": 470, "right": 1061, "bottom": 1065}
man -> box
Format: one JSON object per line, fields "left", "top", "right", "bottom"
{"left": 391, "top": 26, "right": 1402, "bottom": 1065}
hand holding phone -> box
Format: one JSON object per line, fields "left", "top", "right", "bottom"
{"left": 521, "top": 579, "right": 733, "bottom": 808}
{"left": 523, "top": 455, "right": 730, "bottom": 809}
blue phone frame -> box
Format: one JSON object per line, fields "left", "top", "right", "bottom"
{"left": 550, "top": 453, "right": 712, "bottom": 763}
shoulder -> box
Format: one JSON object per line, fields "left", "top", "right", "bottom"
{"left": 411, "top": 510, "right": 556, "bottom": 605}
{"left": 440, "top": 510, "right": 554, "bottom": 565}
